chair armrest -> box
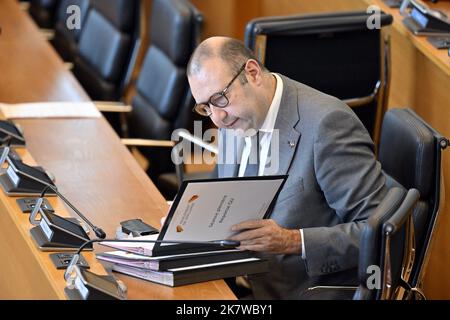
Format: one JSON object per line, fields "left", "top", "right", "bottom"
{"left": 305, "top": 285, "right": 357, "bottom": 300}
{"left": 174, "top": 130, "right": 218, "bottom": 154}
{"left": 94, "top": 101, "right": 132, "bottom": 113}
{"left": 121, "top": 138, "right": 175, "bottom": 148}
{"left": 40, "top": 29, "right": 55, "bottom": 41}
{"left": 344, "top": 81, "right": 380, "bottom": 108}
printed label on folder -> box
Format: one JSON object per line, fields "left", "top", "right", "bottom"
{"left": 160, "top": 178, "right": 285, "bottom": 245}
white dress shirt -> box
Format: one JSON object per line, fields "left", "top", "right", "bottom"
{"left": 237, "top": 73, "right": 306, "bottom": 259}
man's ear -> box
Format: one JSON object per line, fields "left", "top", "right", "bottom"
{"left": 245, "top": 59, "right": 263, "bottom": 85}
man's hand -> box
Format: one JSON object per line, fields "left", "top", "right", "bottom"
{"left": 229, "top": 219, "right": 302, "bottom": 255}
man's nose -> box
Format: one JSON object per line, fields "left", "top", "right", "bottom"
{"left": 211, "top": 106, "right": 228, "bottom": 123}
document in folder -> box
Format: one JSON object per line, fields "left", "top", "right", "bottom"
{"left": 102, "top": 176, "right": 287, "bottom": 256}
{"left": 155, "top": 175, "right": 287, "bottom": 255}
{"left": 0, "top": 102, "right": 101, "bottom": 119}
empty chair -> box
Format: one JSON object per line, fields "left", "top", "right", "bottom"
{"left": 245, "top": 11, "right": 393, "bottom": 146}
{"left": 50, "top": 0, "right": 91, "bottom": 62}
{"left": 73, "top": 0, "right": 140, "bottom": 102}
{"left": 378, "top": 108, "right": 449, "bottom": 299}
{"left": 28, "top": 0, "right": 58, "bottom": 28}
{"left": 109, "top": 0, "right": 203, "bottom": 199}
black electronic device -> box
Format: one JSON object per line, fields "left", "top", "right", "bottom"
{"left": 64, "top": 265, "right": 127, "bottom": 300}
{"left": 427, "top": 35, "right": 450, "bottom": 48}
{"left": 27, "top": 184, "right": 106, "bottom": 250}
{"left": 29, "top": 208, "right": 92, "bottom": 251}
{"left": 0, "top": 154, "right": 56, "bottom": 196}
{"left": 120, "top": 219, "right": 159, "bottom": 237}
{"left": 402, "top": 0, "right": 450, "bottom": 35}
{"left": 50, "top": 252, "right": 90, "bottom": 269}
{"left": 17, "top": 197, "right": 54, "bottom": 213}
{"left": 0, "top": 120, "right": 25, "bottom": 147}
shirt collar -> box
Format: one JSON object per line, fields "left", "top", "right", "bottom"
{"left": 260, "top": 73, "right": 283, "bottom": 133}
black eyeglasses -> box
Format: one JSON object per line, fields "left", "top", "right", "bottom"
{"left": 192, "top": 63, "right": 247, "bottom": 117}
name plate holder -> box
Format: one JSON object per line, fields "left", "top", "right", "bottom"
{"left": 64, "top": 264, "right": 127, "bottom": 300}
{"left": 29, "top": 203, "right": 92, "bottom": 251}
{"left": 0, "top": 120, "right": 26, "bottom": 147}
{"left": 0, "top": 151, "right": 57, "bottom": 196}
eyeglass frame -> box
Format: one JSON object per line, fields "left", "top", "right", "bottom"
{"left": 192, "top": 62, "right": 247, "bottom": 117}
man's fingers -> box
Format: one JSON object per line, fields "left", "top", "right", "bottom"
{"left": 231, "top": 219, "right": 268, "bottom": 231}
{"left": 229, "top": 228, "right": 266, "bottom": 241}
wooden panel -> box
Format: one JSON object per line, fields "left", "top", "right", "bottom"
{"left": 190, "top": 0, "right": 367, "bottom": 40}
{"left": 261, "top": 0, "right": 367, "bottom": 15}
{"left": 190, "top": 0, "right": 236, "bottom": 39}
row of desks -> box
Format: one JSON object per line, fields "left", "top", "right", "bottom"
{"left": 0, "top": 0, "right": 235, "bottom": 299}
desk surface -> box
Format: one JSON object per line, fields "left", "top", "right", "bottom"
{"left": 0, "top": 0, "right": 235, "bottom": 300}
{"left": 366, "top": 0, "right": 450, "bottom": 78}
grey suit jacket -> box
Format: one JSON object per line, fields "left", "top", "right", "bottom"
{"left": 217, "top": 75, "right": 387, "bottom": 299}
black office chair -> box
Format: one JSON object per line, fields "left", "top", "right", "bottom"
{"left": 356, "top": 188, "right": 419, "bottom": 300}
{"left": 50, "top": 0, "right": 91, "bottom": 63}
{"left": 378, "top": 108, "right": 449, "bottom": 299}
{"left": 72, "top": 0, "right": 140, "bottom": 102}
{"left": 72, "top": 0, "right": 141, "bottom": 132}
{"left": 305, "top": 187, "right": 419, "bottom": 300}
{"left": 28, "top": 0, "right": 58, "bottom": 28}
{"left": 245, "top": 11, "right": 393, "bottom": 147}
{"left": 109, "top": 0, "right": 204, "bottom": 199}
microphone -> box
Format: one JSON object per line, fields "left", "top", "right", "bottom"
{"left": 31, "top": 184, "right": 106, "bottom": 239}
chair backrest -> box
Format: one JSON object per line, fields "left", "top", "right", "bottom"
{"left": 73, "top": 0, "right": 140, "bottom": 101}
{"left": 128, "top": 0, "right": 203, "bottom": 179}
{"left": 353, "top": 187, "right": 406, "bottom": 300}
{"left": 244, "top": 11, "right": 393, "bottom": 146}
{"left": 51, "top": 0, "right": 92, "bottom": 62}
{"left": 29, "top": 0, "right": 58, "bottom": 28}
{"left": 378, "top": 108, "right": 449, "bottom": 298}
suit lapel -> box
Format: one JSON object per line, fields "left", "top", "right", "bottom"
{"left": 273, "top": 75, "right": 301, "bottom": 175}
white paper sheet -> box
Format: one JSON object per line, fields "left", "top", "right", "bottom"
{"left": 0, "top": 102, "right": 101, "bottom": 119}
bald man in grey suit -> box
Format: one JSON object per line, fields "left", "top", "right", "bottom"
{"left": 187, "top": 37, "right": 387, "bottom": 299}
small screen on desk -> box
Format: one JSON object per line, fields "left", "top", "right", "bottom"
{"left": 411, "top": 8, "right": 429, "bottom": 28}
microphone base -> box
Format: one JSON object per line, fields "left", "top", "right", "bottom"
{"left": 0, "top": 173, "right": 57, "bottom": 197}
{"left": 30, "top": 226, "right": 93, "bottom": 252}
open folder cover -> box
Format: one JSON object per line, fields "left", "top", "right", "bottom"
{"left": 106, "top": 257, "right": 269, "bottom": 287}
{"left": 101, "top": 176, "right": 287, "bottom": 256}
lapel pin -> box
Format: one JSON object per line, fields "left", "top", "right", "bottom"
{"left": 288, "top": 141, "right": 295, "bottom": 148}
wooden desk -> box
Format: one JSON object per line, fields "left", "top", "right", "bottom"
{"left": 0, "top": 0, "right": 235, "bottom": 300}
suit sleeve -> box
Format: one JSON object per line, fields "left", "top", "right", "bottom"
{"left": 302, "top": 108, "right": 387, "bottom": 277}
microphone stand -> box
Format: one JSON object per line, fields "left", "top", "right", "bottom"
{"left": 30, "top": 185, "right": 106, "bottom": 239}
